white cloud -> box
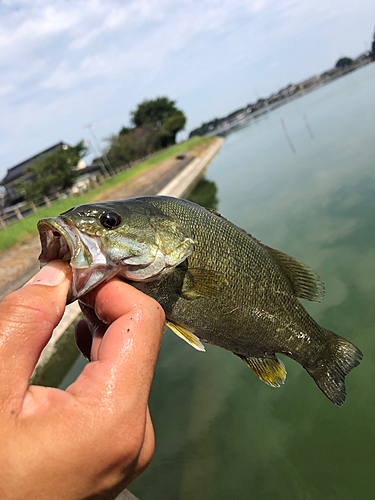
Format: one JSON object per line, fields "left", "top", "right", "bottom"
{"left": 38, "top": 0, "right": 265, "bottom": 91}
{"left": 1, "top": 0, "right": 374, "bottom": 177}
{"left": 0, "top": 83, "right": 16, "bottom": 97}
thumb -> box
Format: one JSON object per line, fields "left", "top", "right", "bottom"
{"left": 0, "top": 260, "right": 71, "bottom": 408}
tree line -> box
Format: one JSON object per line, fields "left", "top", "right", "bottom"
{"left": 16, "top": 97, "right": 186, "bottom": 202}
{"left": 190, "top": 26, "right": 375, "bottom": 140}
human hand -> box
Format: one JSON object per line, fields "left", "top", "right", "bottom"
{"left": 0, "top": 260, "right": 165, "bottom": 500}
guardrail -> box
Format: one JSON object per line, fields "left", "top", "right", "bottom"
{"left": 0, "top": 175, "right": 112, "bottom": 229}
{"left": 0, "top": 195, "right": 58, "bottom": 228}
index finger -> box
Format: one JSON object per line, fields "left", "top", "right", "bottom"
{"left": 67, "top": 279, "right": 165, "bottom": 414}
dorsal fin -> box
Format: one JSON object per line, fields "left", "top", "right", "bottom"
{"left": 205, "top": 207, "right": 227, "bottom": 218}
{"left": 205, "top": 206, "right": 323, "bottom": 302}
{"left": 235, "top": 354, "right": 286, "bottom": 388}
{"left": 205, "top": 208, "right": 262, "bottom": 242}
{"left": 263, "top": 245, "right": 325, "bottom": 303}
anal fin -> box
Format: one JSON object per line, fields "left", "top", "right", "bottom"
{"left": 235, "top": 353, "right": 286, "bottom": 388}
{"left": 167, "top": 321, "right": 206, "bottom": 352}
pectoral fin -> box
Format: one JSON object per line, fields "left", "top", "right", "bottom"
{"left": 167, "top": 321, "right": 206, "bottom": 352}
{"left": 181, "top": 268, "right": 227, "bottom": 299}
{"left": 235, "top": 353, "right": 286, "bottom": 388}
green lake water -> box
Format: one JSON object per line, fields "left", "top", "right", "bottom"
{"left": 60, "top": 63, "right": 375, "bottom": 499}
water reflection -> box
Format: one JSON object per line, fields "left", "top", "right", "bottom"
{"left": 187, "top": 177, "right": 219, "bottom": 211}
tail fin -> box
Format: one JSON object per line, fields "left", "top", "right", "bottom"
{"left": 305, "top": 331, "right": 363, "bottom": 406}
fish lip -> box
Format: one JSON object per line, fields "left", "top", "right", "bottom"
{"left": 37, "top": 217, "right": 91, "bottom": 303}
{"left": 37, "top": 217, "right": 111, "bottom": 303}
{"left": 37, "top": 217, "right": 76, "bottom": 267}
{"left": 38, "top": 217, "right": 79, "bottom": 303}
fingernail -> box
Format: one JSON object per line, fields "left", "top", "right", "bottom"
{"left": 30, "top": 262, "right": 67, "bottom": 286}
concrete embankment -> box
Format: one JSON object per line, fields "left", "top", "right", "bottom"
{"left": 158, "top": 138, "right": 223, "bottom": 197}
{"left": 35, "top": 137, "right": 224, "bottom": 369}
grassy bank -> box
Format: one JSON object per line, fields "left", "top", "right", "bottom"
{"left": 0, "top": 136, "right": 213, "bottom": 253}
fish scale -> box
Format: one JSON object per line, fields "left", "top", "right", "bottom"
{"left": 37, "top": 195, "right": 362, "bottom": 405}
{"left": 145, "top": 198, "right": 313, "bottom": 348}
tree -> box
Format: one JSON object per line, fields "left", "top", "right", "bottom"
{"left": 16, "top": 141, "right": 87, "bottom": 201}
{"left": 106, "top": 127, "right": 156, "bottom": 169}
{"left": 119, "top": 126, "right": 132, "bottom": 136}
{"left": 131, "top": 97, "right": 186, "bottom": 147}
{"left": 335, "top": 57, "right": 353, "bottom": 68}
{"left": 105, "top": 97, "right": 186, "bottom": 168}
{"left": 156, "top": 111, "right": 187, "bottom": 148}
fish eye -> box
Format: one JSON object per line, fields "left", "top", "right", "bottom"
{"left": 100, "top": 212, "right": 122, "bottom": 229}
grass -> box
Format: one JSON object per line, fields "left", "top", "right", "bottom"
{"left": 0, "top": 136, "right": 214, "bottom": 253}
{"left": 92, "top": 135, "right": 208, "bottom": 198}
{"left": 0, "top": 196, "right": 91, "bottom": 252}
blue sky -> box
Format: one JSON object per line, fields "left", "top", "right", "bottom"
{"left": 1, "top": 0, "right": 374, "bottom": 179}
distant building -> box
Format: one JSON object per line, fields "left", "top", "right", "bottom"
{"left": 299, "top": 75, "right": 321, "bottom": 90}
{"left": 0, "top": 141, "right": 69, "bottom": 206}
{"left": 69, "top": 163, "right": 104, "bottom": 194}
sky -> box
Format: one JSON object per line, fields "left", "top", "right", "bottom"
{"left": 1, "top": 0, "right": 374, "bottom": 179}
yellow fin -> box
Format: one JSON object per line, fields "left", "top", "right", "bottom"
{"left": 181, "top": 268, "right": 227, "bottom": 299}
{"left": 167, "top": 321, "right": 206, "bottom": 352}
{"left": 236, "top": 354, "right": 286, "bottom": 388}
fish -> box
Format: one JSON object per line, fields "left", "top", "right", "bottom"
{"left": 37, "top": 195, "right": 362, "bottom": 405}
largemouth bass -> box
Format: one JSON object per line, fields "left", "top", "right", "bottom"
{"left": 37, "top": 196, "right": 362, "bottom": 405}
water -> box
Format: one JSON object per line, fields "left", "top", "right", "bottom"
{"left": 59, "top": 64, "right": 375, "bottom": 499}
{"left": 131, "top": 64, "right": 375, "bottom": 499}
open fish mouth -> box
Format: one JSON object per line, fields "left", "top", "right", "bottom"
{"left": 38, "top": 218, "right": 76, "bottom": 267}
{"left": 37, "top": 217, "right": 111, "bottom": 303}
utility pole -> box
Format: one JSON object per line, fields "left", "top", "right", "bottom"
{"left": 85, "top": 138, "right": 108, "bottom": 176}
{"left": 84, "top": 124, "right": 113, "bottom": 174}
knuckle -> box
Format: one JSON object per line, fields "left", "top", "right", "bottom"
{"left": 104, "top": 420, "right": 145, "bottom": 467}
{"left": 136, "top": 450, "right": 153, "bottom": 475}
{"left": 0, "top": 289, "right": 60, "bottom": 337}
{"left": 2, "top": 293, "right": 41, "bottom": 325}
{"left": 139, "top": 295, "right": 165, "bottom": 329}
